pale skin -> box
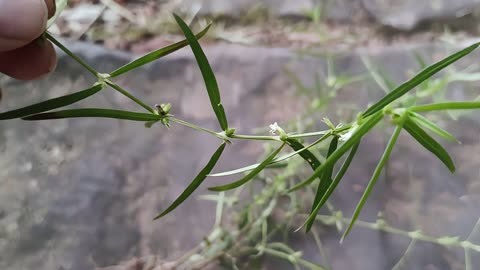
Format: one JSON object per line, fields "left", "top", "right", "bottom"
{"left": 0, "top": 0, "right": 57, "bottom": 80}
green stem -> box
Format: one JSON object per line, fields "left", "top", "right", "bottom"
{"left": 411, "top": 101, "right": 480, "bottom": 112}
{"left": 262, "top": 247, "right": 326, "bottom": 270}
{"left": 106, "top": 81, "right": 154, "bottom": 113}
{"left": 169, "top": 117, "right": 224, "bottom": 139}
{"left": 392, "top": 238, "right": 417, "bottom": 270}
{"left": 230, "top": 134, "right": 281, "bottom": 141}
{"left": 45, "top": 32, "right": 99, "bottom": 77}
{"left": 287, "top": 131, "right": 329, "bottom": 139}
{"left": 315, "top": 214, "right": 480, "bottom": 253}
{"left": 311, "top": 228, "right": 331, "bottom": 269}
{"left": 465, "top": 248, "right": 472, "bottom": 270}
{"left": 342, "top": 123, "right": 403, "bottom": 240}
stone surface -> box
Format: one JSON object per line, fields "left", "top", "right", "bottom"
{"left": 186, "top": 0, "right": 480, "bottom": 30}
{"left": 185, "top": 0, "right": 362, "bottom": 21}
{"left": 0, "top": 40, "right": 479, "bottom": 270}
{"left": 362, "top": 0, "right": 480, "bottom": 30}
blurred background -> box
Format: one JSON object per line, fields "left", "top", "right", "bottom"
{"left": 1, "top": 0, "right": 480, "bottom": 269}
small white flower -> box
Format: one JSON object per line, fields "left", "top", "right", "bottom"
{"left": 269, "top": 122, "right": 280, "bottom": 135}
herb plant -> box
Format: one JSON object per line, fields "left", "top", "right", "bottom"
{"left": 2, "top": 7, "right": 480, "bottom": 244}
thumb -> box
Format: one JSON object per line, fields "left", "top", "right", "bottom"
{"left": 0, "top": 0, "right": 56, "bottom": 52}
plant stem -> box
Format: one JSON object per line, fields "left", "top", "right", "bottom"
{"left": 45, "top": 32, "right": 99, "bottom": 77}
{"left": 392, "top": 238, "right": 417, "bottom": 270}
{"left": 315, "top": 214, "right": 480, "bottom": 253}
{"left": 288, "top": 131, "right": 329, "bottom": 139}
{"left": 106, "top": 81, "right": 154, "bottom": 113}
{"left": 168, "top": 119, "right": 338, "bottom": 143}
{"left": 311, "top": 227, "right": 331, "bottom": 269}
{"left": 262, "top": 247, "right": 326, "bottom": 270}
{"left": 230, "top": 134, "right": 281, "bottom": 141}
{"left": 341, "top": 123, "right": 403, "bottom": 240}
{"left": 169, "top": 117, "right": 224, "bottom": 139}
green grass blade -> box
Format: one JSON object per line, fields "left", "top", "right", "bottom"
{"left": 414, "top": 51, "right": 428, "bottom": 70}
{"left": 411, "top": 101, "right": 480, "bottom": 112}
{"left": 306, "top": 136, "right": 338, "bottom": 231}
{"left": 286, "top": 138, "right": 322, "bottom": 171}
{"left": 409, "top": 112, "right": 458, "bottom": 142}
{"left": 109, "top": 24, "right": 211, "bottom": 78}
{"left": 209, "top": 133, "right": 331, "bottom": 177}
{"left": 363, "top": 42, "right": 480, "bottom": 117}
{"left": 290, "top": 112, "right": 383, "bottom": 192}
{"left": 403, "top": 117, "right": 455, "bottom": 172}
{"left": 22, "top": 108, "right": 162, "bottom": 121}
{"left": 173, "top": 14, "right": 229, "bottom": 131}
{"left": 153, "top": 143, "right": 226, "bottom": 220}
{"left": 341, "top": 125, "right": 403, "bottom": 241}
{"left": 208, "top": 142, "right": 285, "bottom": 191}
{"left": 300, "top": 142, "right": 360, "bottom": 232}
{"left": 0, "top": 84, "right": 103, "bottom": 120}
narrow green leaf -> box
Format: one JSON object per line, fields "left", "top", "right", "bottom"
{"left": 363, "top": 42, "right": 480, "bottom": 117}
{"left": 209, "top": 133, "right": 331, "bottom": 177}
{"left": 341, "top": 125, "right": 403, "bottom": 241}
{"left": 0, "top": 84, "right": 103, "bottom": 120}
{"left": 290, "top": 112, "right": 383, "bottom": 192}
{"left": 22, "top": 108, "right": 162, "bottom": 121}
{"left": 411, "top": 101, "right": 480, "bottom": 112}
{"left": 208, "top": 143, "right": 285, "bottom": 191}
{"left": 403, "top": 117, "right": 455, "bottom": 172}
{"left": 306, "top": 136, "right": 338, "bottom": 231}
{"left": 153, "top": 143, "right": 226, "bottom": 220}
{"left": 300, "top": 142, "right": 360, "bottom": 232}
{"left": 173, "top": 14, "right": 229, "bottom": 131}
{"left": 109, "top": 24, "right": 211, "bottom": 77}
{"left": 409, "top": 112, "right": 458, "bottom": 142}
{"left": 285, "top": 138, "right": 322, "bottom": 171}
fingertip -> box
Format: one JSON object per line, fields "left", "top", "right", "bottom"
{"left": 0, "top": 0, "right": 48, "bottom": 51}
{"left": 0, "top": 40, "right": 57, "bottom": 80}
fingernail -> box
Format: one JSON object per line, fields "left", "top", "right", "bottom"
{"left": 46, "top": 0, "right": 56, "bottom": 19}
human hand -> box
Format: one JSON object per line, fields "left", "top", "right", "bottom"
{"left": 0, "top": 0, "right": 57, "bottom": 80}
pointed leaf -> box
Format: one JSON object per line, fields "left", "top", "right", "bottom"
{"left": 363, "top": 42, "right": 480, "bottom": 117}
{"left": 22, "top": 108, "right": 162, "bottom": 121}
{"left": 208, "top": 143, "right": 285, "bottom": 191}
{"left": 306, "top": 136, "right": 338, "bottom": 231}
{"left": 403, "top": 117, "right": 455, "bottom": 172}
{"left": 209, "top": 133, "right": 331, "bottom": 177}
{"left": 0, "top": 84, "right": 103, "bottom": 120}
{"left": 301, "top": 142, "right": 360, "bottom": 232}
{"left": 411, "top": 101, "right": 480, "bottom": 112}
{"left": 109, "top": 24, "right": 211, "bottom": 77}
{"left": 291, "top": 112, "right": 383, "bottom": 192}
{"left": 173, "top": 14, "right": 228, "bottom": 131}
{"left": 153, "top": 143, "right": 226, "bottom": 220}
{"left": 409, "top": 112, "right": 458, "bottom": 142}
{"left": 341, "top": 125, "right": 403, "bottom": 240}
{"left": 285, "top": 138, "right": 322, "bottom": 171}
